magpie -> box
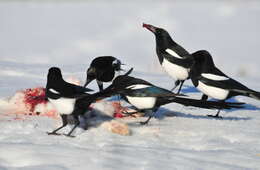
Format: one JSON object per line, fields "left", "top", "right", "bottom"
{"left": 46, "top": 67, "right": 108, "bottom": 137}
{"left": 106, "top": 73, "right": 244, "bottom": 124}
{"left": 143, "top": 23, "right": 194, "bottom": 94}
{"left": 190, "top": 50, "right": 258, "bottom": 118}
{"left": 84, "top": 56, "right": 123, "bottom": 91}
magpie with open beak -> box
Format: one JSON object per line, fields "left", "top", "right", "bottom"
{"left": 84, "top": 56, "right": 123, "bottom": 91}
{"left": 143, "top": 23, "right": 194, "bottom": 94}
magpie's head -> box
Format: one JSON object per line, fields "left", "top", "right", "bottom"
{"left": 192, "top": 50, "right": 214, "bottom": 66}
{"left": 112, "top": 59, "right": 122, "bottom": 71}
{"left": 48, "top": 67, "right": 63, "bottom": 82}
{"left": 191, "top": 50, "right": 215, "bottom": 76}
{"left": 143, "top": 23, "right": 170, "bottom": 38}
{"left": 84, "top": 67, "right": 96, "bottom": 87}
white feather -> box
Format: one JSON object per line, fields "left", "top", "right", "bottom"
{"left": 125, "top": 84, "right": 156, "bottom": 109}
{"left": 126, "top": 96, "right": 156, "bottom": 109}
{"left": 48, "top": 98, "right": 76, "bottom": 115}
{"left": 49, "top": 88, "right": 60, "bottom": 94}
{"left": 112, "top": 59, "right": 120, "bottom": 65}
{"left": 162, "top": 58, "right": 189, "bottom": 80}
{"left": 202, "top": 73, "right": 229, "bottom": 81}
{"left": 126, "top": 84, "right": 151, "bottom": 89}
{"left": 197, "top": 81, "right": 229, "bottom": 100}
{"left": 165, "top": 49, "right": 183, "bottom": 59}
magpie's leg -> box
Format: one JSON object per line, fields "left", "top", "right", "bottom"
{"left": 207, "top": 100, "right": 224, "bottom": 119}
{"left": 122, "top": 109, "right": 144, "bottom": 117}
{"left": 140, "top": 115, "right": 153, "bottom": 125}
{"left": 201, "top": 94, "right": 208, "bottom": 101}
{"left": 177, "top": 80, "right": 185, "bottom": 94}
{"left": 64, "top": 116, "right": 80, "bottom": 137}
{"left": 117, "top": 95, "right": 122, "bottom": 107}
{"left": 171, "top": 80, "right": 180, "bottom": 91}
{"left": 140, "top": 108, "right": 158, "bottom": 125}
{"left": 47, "top": 114, "right": 68, "bottom": 135}
{"left": 97, "top": 80, "right": 103, "bottom": 91}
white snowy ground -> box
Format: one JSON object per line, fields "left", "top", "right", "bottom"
{"left": 1, "top": 1, "right": 260, "bottom": 170}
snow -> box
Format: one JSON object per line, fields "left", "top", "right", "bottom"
{"left": 1, "top": 1, "right": 260, "bottom": 170}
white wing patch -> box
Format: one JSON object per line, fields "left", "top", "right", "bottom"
{"left": 112, "top": 59, "right": 120, "bottom": 65}
{"left": 165, "top": 49, "right": 183, "bottom": 59}
{"left": 49, "top": 88, "right": 60, "bottom": 94}
{"left": 202, "top": 73, "right": 229, "bottom": 81}
{"left": 126, "top": 84, "right": 151, "bottom": 89}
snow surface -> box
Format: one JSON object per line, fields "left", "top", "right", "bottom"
{"left": 1, "top": 1, "right": 260, "bottom": 170}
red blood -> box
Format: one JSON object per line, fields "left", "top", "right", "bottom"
{"left": 112, "top": 102, "right": 128, "bottom": 118}
{"left": 23, "top": 87, "right": 47, "bottom": 113}
{"left": 114, "top": 112, "right": 124, "bottom": 118}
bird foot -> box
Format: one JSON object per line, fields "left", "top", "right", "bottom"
{"left": 122, "top": 111, "right": 138, "bottom": 117}
{"left": 207, "top": 115, "right": 223, "bottom": 119}
{"left": 139, "top": 121, "right": 149, "bottom": 125}
{"left": 47, "top": 132, "right": 62, "bottom": 136}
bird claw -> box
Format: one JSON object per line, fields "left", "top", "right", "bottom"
{"left": 139, "top": 121, "right": 149, "bottom": 125}
{"left": 122, "top": 111, "right": 137, "bottom": 116}
{"left": 47, "top": 132, "right": 62, "bottom": 136}
{"left": 122, "top": 111, "right": 129, "bottom": 114}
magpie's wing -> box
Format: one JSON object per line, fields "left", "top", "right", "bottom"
{"left": 209, "top": 66, "right": 229, "bottom": 77}
{"left": 199, "top": 73, "right": 250, "bottom": 92}
{"left": 45, "top": 88, "right": 61, "bottom": 99}
{"left": 163, "top": 53, "right": 194, "bottom": 68}
{"left": 124, "top": 86, "right": 184, "bottom": 97}
{"left": 72, "top": 84, "right": 93, "bottom": 93}
{"left": 199, "top": 66, "right": 251, "bottom": 92}
{"left": 62, "top": 83, "right": 93, "bottom": 98}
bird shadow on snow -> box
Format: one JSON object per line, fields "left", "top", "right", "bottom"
{"left": 153, "top": 107, "right": 252, "bottom": 122}
{"left": 179, "top": 85, "right": 199, "bottom": 94}
{"left": 175, "top": 86, "right": 260, "bottom": 119}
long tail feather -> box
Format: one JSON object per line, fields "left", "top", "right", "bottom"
{"left": 160, "top": 96, "right": 245, "bottom": 110}
{"left": 233, "top": 88, "right": 260, "bottom": 101}
{"left": 248, "top": 91, "right": 260, "bottom": 100}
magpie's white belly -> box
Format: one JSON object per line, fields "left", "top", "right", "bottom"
{"left": 162, "top": 58, "right": 189, "bottom": 80}
{"left": 197, "top": 81, "right": 229, "bottom": 100}
{"left": 126, "top": 96, "right": 156, "bottom": 110}
{"left": 48, "top": 98, "right": 76, "bottom": 115}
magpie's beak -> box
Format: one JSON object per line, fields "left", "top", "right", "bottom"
{"left": 143, "top": 23, "right": 156, "bottom": 33}
{"left": 124, "top": 67, "right": 133, "bottom": 76}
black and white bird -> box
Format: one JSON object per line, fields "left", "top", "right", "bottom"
{"left": 46, "top": 67, "right": 107, "bottom": 137}
{"left": 84, "top": 56, "right": 123, "bottom": 91}
{"left": 190, "top": 50, "right": 258, "bottom": 117}
{"left": 106, "top": 73, "right": 243, "bottom": 124}
{"left": 143, "top": 23, "right": 194, "bottom": 93}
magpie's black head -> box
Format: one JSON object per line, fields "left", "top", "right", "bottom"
{"left": 143, "top": 23, "right": 171, "bottom": 38}
{"left": 190, "top": 50, "right": 216, "bottom": 77}
{"left": 143, "top": 23, "right": 177, "bottom": 51}
{"left": 84, "top": 67, "right": 96, "bottom": 87}
{"left": 48, "top": 67, "right": 63, "bottom": 82}
{"left": 192, "top": 50, "right": 215, "bottom": 67}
